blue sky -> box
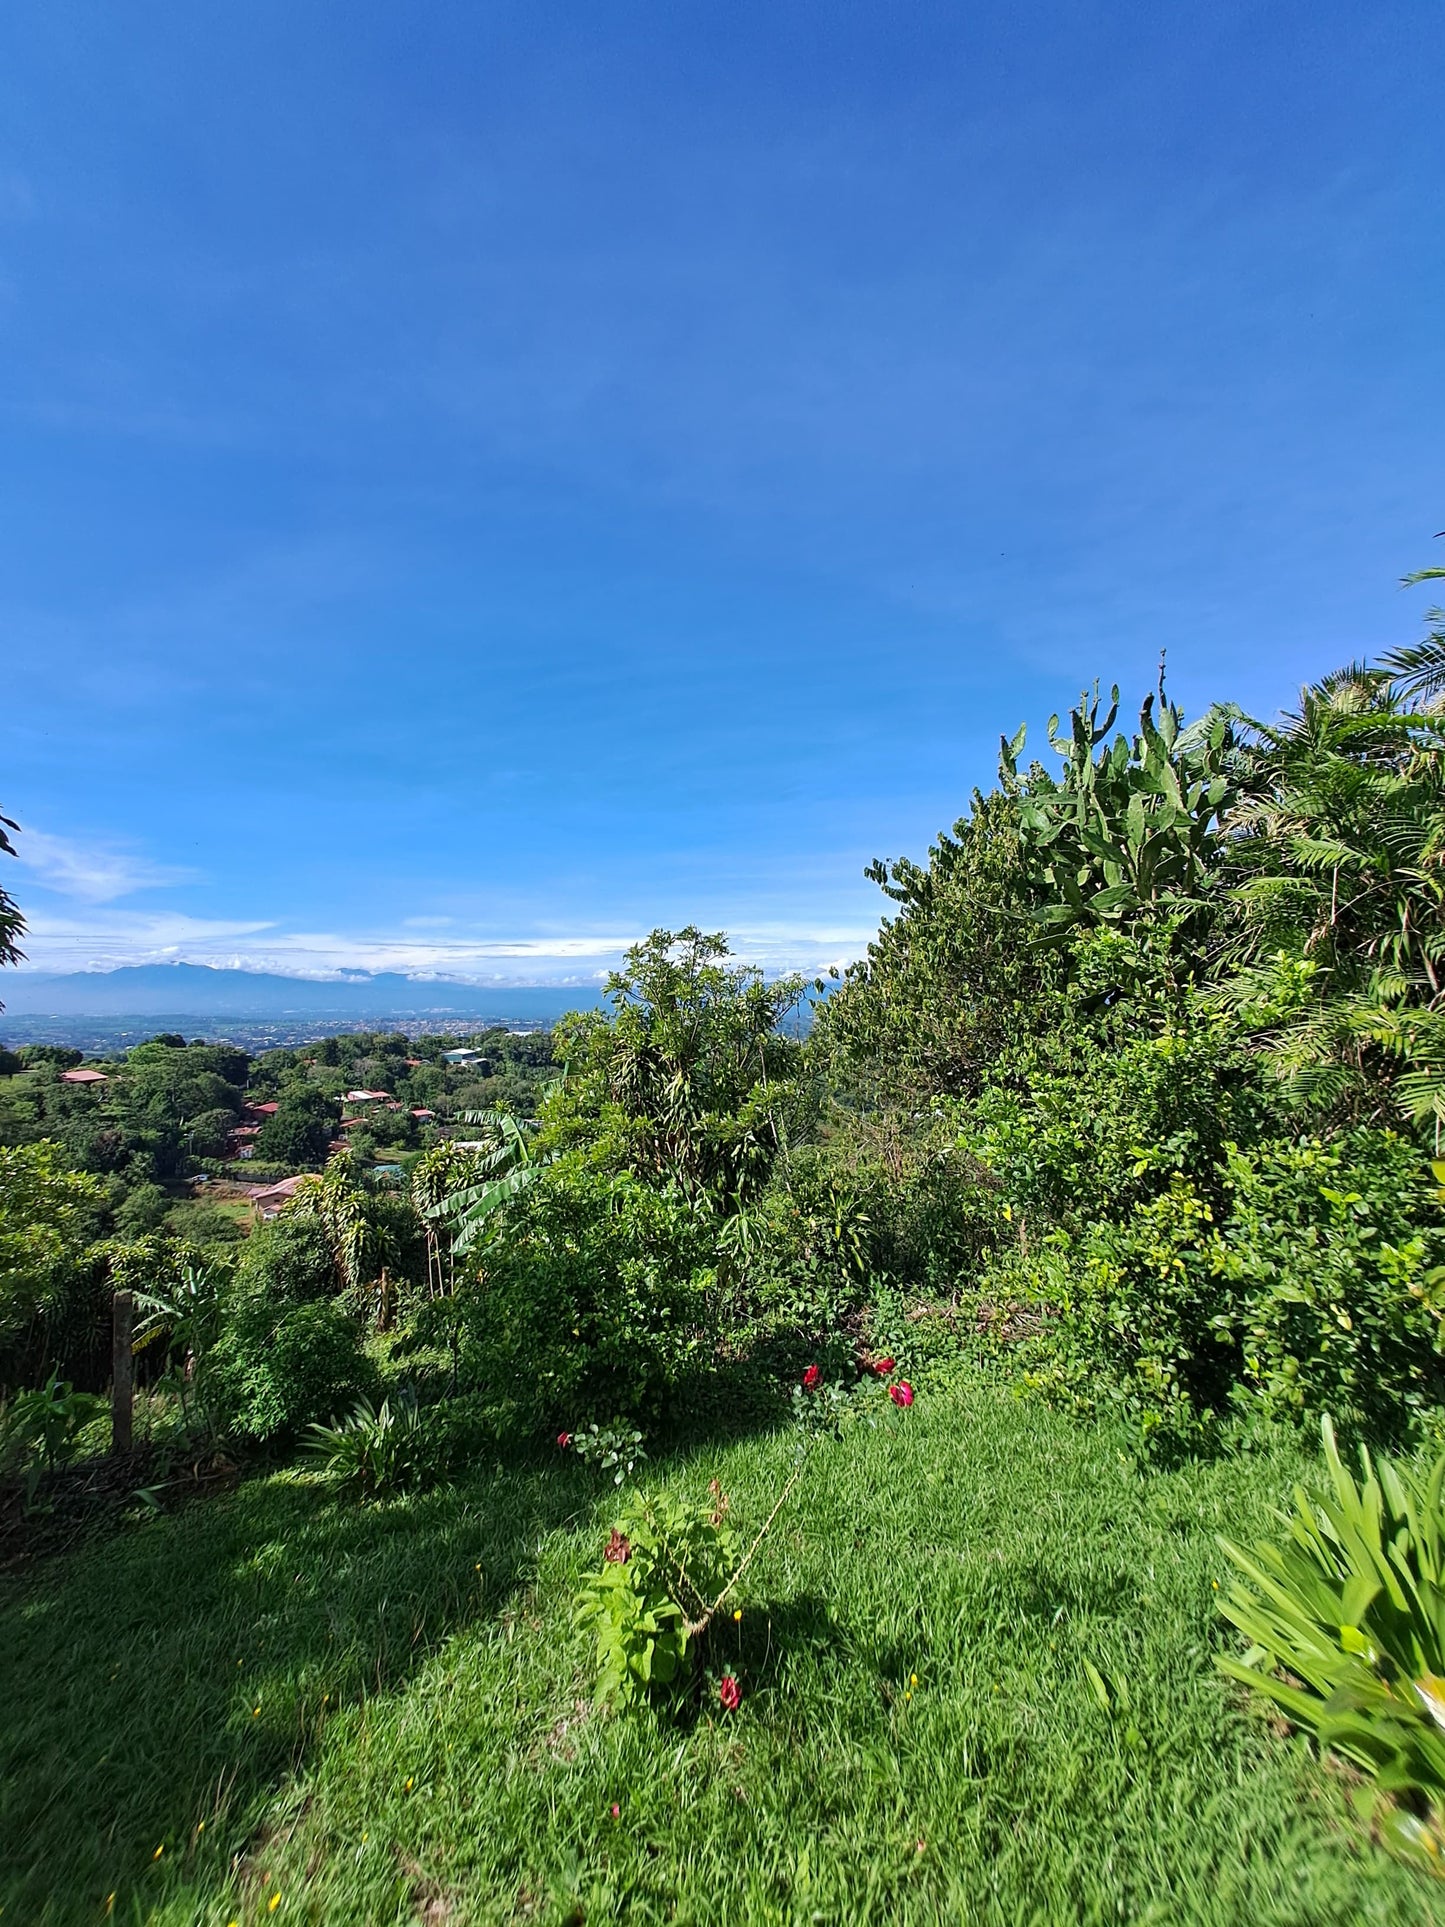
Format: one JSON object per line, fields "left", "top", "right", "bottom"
{"left": 3, "top": 1, "right": 1443, "bottom": 985}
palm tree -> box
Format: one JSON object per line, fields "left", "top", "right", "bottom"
{"left": 1214, "top": 662, "right": 1445, "bottom": 1128}
{"left": 1377, "top": 556, "right": 1445, "bottom": 706}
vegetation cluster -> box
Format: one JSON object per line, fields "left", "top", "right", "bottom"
{"left": 7, "top": 558, "right": 1445, "bottom": 1914}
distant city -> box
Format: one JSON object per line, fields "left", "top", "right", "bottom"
{"left": 0, "top": 963, "right": 606, "bottom": 1053}
{"left": 0, "top": 1011, "right": 565, "bottom": 1054}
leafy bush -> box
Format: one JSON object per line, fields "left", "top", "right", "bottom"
{"left": 1000, "top": 1129, "right": 1445, "bottom": 1446}
{"left": 305, "top": 1392, "right": 495, "bottom": 1496}
{"left": 575, "top": 1488, "right": 740, "bottom": 1706}
{"left": 234, "top": 1213, "right": 337, "bottom": 1305}
{"left": 0, "top": 1372, "right": 108, "bottom": 1500}
{"left": 306, "top": 1394, "right": 428, "bottom": 1495}
{"left": 456, "top": 1156, "right": 717, "bottom": 1426}
{"left": 562, "top": 1420, "right": 648, "bottom": 1485}
{"left": 1210, "top": 1133, "right": 1445, "bottom": 1434}
{"left": 115, "top": 1182, "right": 171, "bottom": 1238}
{"left": 960, "top": 1011, "right": 1276, "bottom": 1240}
{"left": 718, "top": 1171, "right": 878, "bottom": 1343}
{"left": 1218, "top": 1418, "right": 1445, "bottom": 1872}
{"left": 206, "top": 1297, "right": 377, "bottom": 1443}
{"left": 0, "top": 1142, "right": 109, "bottom": 1391}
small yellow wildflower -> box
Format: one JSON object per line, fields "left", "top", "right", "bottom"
{"left": 269, "top": 1896, "right": 282, "bottom": 1914}
{"left": 152, "top": 1845, "right": 164, "bottom": 1861}
{"left": 404, "top": 1777, "right": 414, "bottom": 1791}
{"left": 910, "top": 1674, "right": 918, "bottom": 1687}
{"left": 733, "top": 1609, "right": 742, "bottom": 1622}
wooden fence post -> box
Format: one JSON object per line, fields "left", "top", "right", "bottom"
{"left": 112, "top": 1289, "right": 134, "bottom": 1457}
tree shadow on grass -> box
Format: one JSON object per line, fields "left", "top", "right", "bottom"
{"left": 0, "top": 1457, "right": 589, "bottom": 1926}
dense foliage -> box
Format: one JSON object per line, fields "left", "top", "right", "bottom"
{"left": 8, "top": 561, "right": 1445, "bottom": 1882}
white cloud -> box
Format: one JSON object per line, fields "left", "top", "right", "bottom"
{"left": 15, "top": 828, "right": 195, "bottom": 904}
{"left": 8, "top": 912, "right": 876, "bottom": 984}
{"left": 16, "top": 909, "right": 276, "bottom": 972}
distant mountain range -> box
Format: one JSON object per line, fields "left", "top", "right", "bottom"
{"left": 0, "top": 962, "right": 601, "bottom": 1021}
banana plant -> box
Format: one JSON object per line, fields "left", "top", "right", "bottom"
{"left": 421, "top": 1110, "right": 551, "bottom": 1256}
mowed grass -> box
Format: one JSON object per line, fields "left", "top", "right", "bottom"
{"left": 3, "top": 1383, "right": 1441, "bottom": 1926}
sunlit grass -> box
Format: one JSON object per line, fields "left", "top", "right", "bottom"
{"left": 3, "top": 1383, "right": 1439, "bottom": 1924}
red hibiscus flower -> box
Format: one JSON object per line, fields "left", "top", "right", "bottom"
{"left": 871, "top": 1357, "right": 896, "bottom": 1376}
{"left": 718, "top": 1674, "right": 741, "bottom": 1711}
{"left": 801, "top": 1364, "right": 821, "bottom": 1390}
{"left": 889, "top": 1382, "right": 914, "bottom": 1408}
{"left": 557, "top": 1432, "right": 573, "bottom": 1448}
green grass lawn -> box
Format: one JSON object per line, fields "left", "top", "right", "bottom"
{"left": 3, "top": 1382, "right": 1441, "bottom": 1926}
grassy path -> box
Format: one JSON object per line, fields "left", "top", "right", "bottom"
{"left": 3, "top": 1384, "right": 1440, "bottom": 1925}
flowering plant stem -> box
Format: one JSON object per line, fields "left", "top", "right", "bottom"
{"left": 681, "top": 1458, "right": 805, "bottom": 1638}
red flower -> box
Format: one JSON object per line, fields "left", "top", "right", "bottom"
{"left": 871, "top": 1357, "right": 896, "bottom": 1376}
{"left": 603, "top": 1529, "right": 632, "bottom": 1563}
{"left": 718, "top": 1674, "right": 741, "bottom": 1711}
{"left": 889, "top": 1382, "right": 914, "bottom": 1408}
{"left": 609, "top": 1803, "right": 621, "bottom": 1819}
{"left": 801, "top": 1364, "right": 821, "bottom": 1390}
{"left": 557, "top": 1432, "right": 573, "bottom": 1448}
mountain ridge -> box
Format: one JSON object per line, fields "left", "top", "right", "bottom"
{"left": 0, "top": 962, "right": 601, "bottom": 1019}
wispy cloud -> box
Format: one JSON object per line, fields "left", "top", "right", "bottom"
{"left": 10, "top": 912, "right": 874, "bottom": 983}
{"left": 16, "top": 909, "right": 275, "bottom": 972}
{"left": 15, "top": 828, "right": 196, "bottom": 904}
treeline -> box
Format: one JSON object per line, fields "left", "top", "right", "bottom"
{"left": 0, "top": 1025, "right": 554, "bottom": 1393}
{"left": 5, "top": 559, "right": 1445, "bottom": 1464}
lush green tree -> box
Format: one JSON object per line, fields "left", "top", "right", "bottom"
{"left": 257, "top": 1085, "right": 339, "bottom": 1166}
{"left": 1204, "top": 665, "right": 1445, "bottom": 1129}
{"left": 188, "top": 1106, "right": 239, "bottom": 1160}
{"left": 548, "top": 928, "right": 812, "bottom": 1203}
{"left": 817, "top": 788, "right": 1063, "bottom": 1103}
{"left": 235, "top": 1214, "right": 337, "bottom": 1304}
{"left": 115, "top": 1182, "right": 171, "bottom": 1238}
{"left": 998, "top": 681, "right": 1243, "bottom": 963}
{"left": 17, "top": 1045, "right": 83, "bottom": 1070}
{"left": 0, "top": 1142, "right": 109, "bottom": 1391}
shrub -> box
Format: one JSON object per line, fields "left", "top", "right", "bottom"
{"left": 306, "top": 1392, "right": 495, "bottom": 1495}
{"left": 1209, "top": 1132, "right": 1445, "bottom": 1436}
{"left": 306, "top": 1394, "right": 429, "bottom": 1495}
{"left": 960, "top": 1018, "right": 1276, "bottom": 1240}
{"left": 999, "top": 1129, "right": 1445, "bottom": 1446}
{"left": 562, "top": 1420, "right": 648, "bottom": 1485}
{"left": 575, "top": 1488, "right": 740, "bottom": 1706}
{"left": 0, "top": 1142, "right": 109, "bottom": 1392}
{"left": 207, "top": 1298, "right": 377, "bottom": 1443}
{"left": 115, "top": 1182, "right": 171, "bottom": 1239}
{"left": 0, "top": 1371, "right": 108, "bottom": 1500}
{"left": 235, "top": 1214, "right": 337, "bottom": 1305}
{"left": 1218, "top": 1417, "right": 1445, "bottom": 1872}
{"left": 718, "top": 1171, "right": 877, "bottom": 1343}
{"left": 456, "top": 1156, "right": 716, "bottom": 1426}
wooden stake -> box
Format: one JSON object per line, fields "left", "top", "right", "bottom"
{"left": 111, "top": 1289, "right": 134, "bottom": 1457}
